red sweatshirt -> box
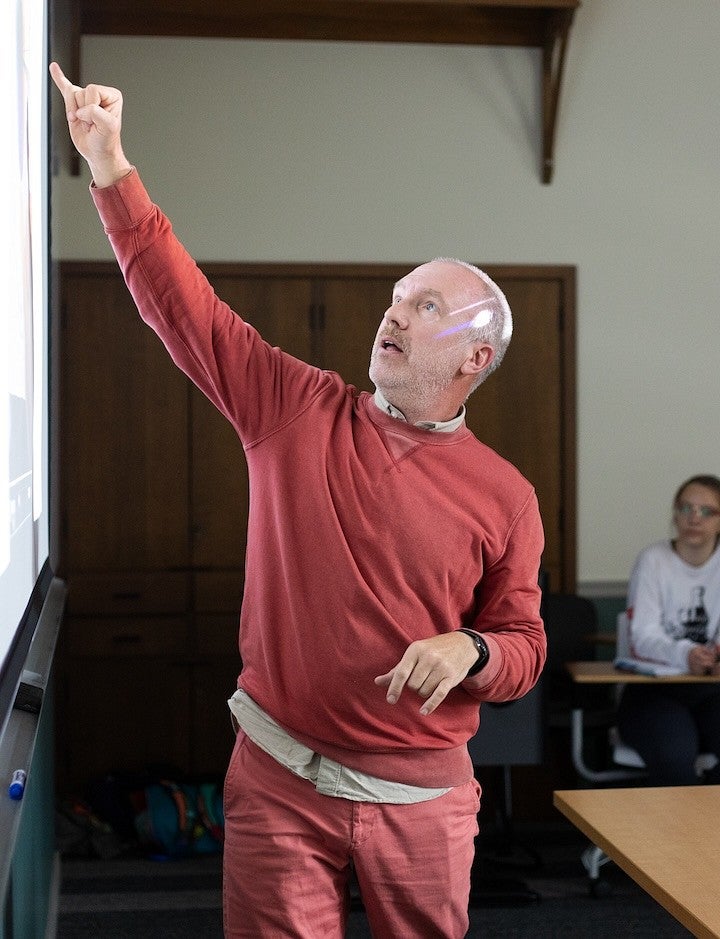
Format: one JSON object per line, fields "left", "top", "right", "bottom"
{"left": 91, "top": 170, "right": 546, "bottom": 788}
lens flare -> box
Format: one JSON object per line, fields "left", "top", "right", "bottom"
{"left": 434, "top": 298, "right": 495, "bottom": 339}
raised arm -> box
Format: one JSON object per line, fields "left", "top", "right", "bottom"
{"left": 49, "top": 62, "right": 132, "bottom": 188}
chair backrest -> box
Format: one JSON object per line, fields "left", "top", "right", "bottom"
{"left": 615, "top": 610, "right": 632, "bottom": 659}
{"left": 543, "top": 592, "right": 598, "bottom": 689}
{"left": 607, "top": 611, "right": 646, "bottom": 770}
{"left": 542, "top": 592, "right": 619, "bottom": 729}
{"left": 543, "top": 593, "right": 598, "bottom": 662}
{"left": 467, "top": 682, "right": 544, "bottom": 767}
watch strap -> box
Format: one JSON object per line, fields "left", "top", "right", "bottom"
{"left": 457, "top": 628, "right": 489, "bottom": 677}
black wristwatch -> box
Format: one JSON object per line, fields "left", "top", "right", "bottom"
{"left": 458, "top": 628, "right": 489, "bottom": 677}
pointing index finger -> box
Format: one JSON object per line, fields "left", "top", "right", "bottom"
{"left": 49, "top": 61, "right": 75, "bottom": 96}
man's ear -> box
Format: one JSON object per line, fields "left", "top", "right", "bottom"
{"left": 460, "top": 343, "right": 495, "bottom": 378}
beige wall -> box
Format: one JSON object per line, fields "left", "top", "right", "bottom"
{"left": 51, "top": 0, "right": 720, "bottom": 585}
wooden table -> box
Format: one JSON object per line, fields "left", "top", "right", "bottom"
{"left": 568, "top": 661, "right": 720, "bottom": 684}
{"left": 554, "top": 785, "right": 720, "bottom": 939}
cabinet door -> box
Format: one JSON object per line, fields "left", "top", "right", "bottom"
{"left": 190, "top": 274, "right": 314, "bottom": 568}
{"left": 55, "top": 616, "right": 192, "bottom": 792}
{"left": 316, "top": 275, "right": 389, "bottom": 393}
{"left": 191, "top": 574, "right": 243, "bottom": 776}
{"left": 192, "top": 613, "right": 243, "bottom": 777}
{"left": 205, "top": 273, "right": 314, "bottom": 356}
{"left": 464, "top": 273, "right": 571, "bottom": 592}
{"left": 190, "top": 571, "right": 242, "bottom": 776}
{"left": 60, "top": 272, "right": 191, "bottom": 571}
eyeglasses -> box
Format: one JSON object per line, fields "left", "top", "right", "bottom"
{"left": 675, "top": 502, "right": 720, "bottom": 519}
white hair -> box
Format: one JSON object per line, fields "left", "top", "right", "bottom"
{"left": 432, "top": 257, "right": 513, "bottom": 392}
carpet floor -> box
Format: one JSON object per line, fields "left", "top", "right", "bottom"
{"left": 56, "top": 822, "right": 693, "bottom": 938}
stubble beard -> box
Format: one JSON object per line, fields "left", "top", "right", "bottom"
{"left": 369, "top": 344, "right": 459, "bottom": 418}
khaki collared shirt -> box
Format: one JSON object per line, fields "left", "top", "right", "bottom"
{"left": 373, "top": 388, "right": 466, "bottom": 432}
{"left": 228, "top": 689, "right": 450, "bottom": 803}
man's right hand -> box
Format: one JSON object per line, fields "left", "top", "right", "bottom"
{"left": 49, "top": 62, "right": 133, "bottom": 188}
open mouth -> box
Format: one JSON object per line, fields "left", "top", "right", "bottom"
{"left": 380, "top": 338, "right": 403, "bottom": 353}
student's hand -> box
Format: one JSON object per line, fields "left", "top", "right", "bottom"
{"left": 49, "top": 62, "right": 132, "bottom": 188}
{"left": 709, "top": 643, "right": 720, "bottom": 677}
{"left": 375, "top": 632, "right": 481, "bottom": 716}
{"left": 688, "top": 643, "right": 718, "bottom": 676}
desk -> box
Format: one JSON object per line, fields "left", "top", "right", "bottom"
{"left": 568, "top": 661, "right": 720, "bottom": 684}
{"left": 567, "top": 662, "right": 720, "bottom": 783}
{"left": 554, "top": 785, "right": 720, "bottom": 939}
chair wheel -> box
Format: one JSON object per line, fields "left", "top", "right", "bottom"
{"left": 589, "top": 878, "right": 612, "bottom": 898}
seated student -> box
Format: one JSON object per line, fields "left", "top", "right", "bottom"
{"left": 617, "top": 474, "right": 720, "bottom": 785}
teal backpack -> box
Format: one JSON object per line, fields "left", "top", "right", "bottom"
{"left": 134, "top": 778, "right": 224, "bottom": 859}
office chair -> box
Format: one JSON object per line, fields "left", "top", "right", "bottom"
{"left": 570, "top": 612, "right": 647, "bottom": 785}
{"left": 466, "top": 569, "right": 549, "bottom": 905}
{"left": 467, "top": 683, "right": 544, "bottom": 905}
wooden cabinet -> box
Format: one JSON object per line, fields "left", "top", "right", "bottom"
{"left": 55, "top": 260, "right": 575, "bottom": 793}
{"left": 56, "top": 267, "right": 246, "bottom": 791}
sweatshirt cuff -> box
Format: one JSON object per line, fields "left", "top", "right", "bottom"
{"left": 90, "top": 166, "right": 154, "bottom": 232}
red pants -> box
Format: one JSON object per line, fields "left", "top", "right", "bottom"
{"left": 223, "top": 731, "right": 480, "bottom": 938}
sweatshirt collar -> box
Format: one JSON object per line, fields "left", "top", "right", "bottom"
{"left": 373, "top": 389, "right": 465, "bottom": 433}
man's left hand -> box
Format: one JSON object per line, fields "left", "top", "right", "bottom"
{"left": 374, "top": 632, "right": 480, "bottom": 716}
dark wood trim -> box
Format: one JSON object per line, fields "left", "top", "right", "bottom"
{"left": 57, "top": 0, "right": 579, "bottom": 183}
{"left": 78, "top": 1, "right": 578, "bottom": 47}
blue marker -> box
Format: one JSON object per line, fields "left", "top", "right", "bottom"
{"left": 8, "top": 769, "right": 26, "bottom": 800}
